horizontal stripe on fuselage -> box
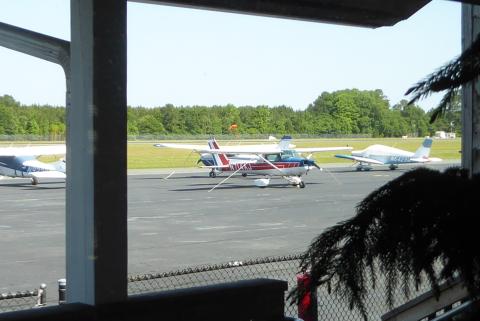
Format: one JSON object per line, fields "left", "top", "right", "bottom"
{"left": 225, "top": 162, "right": 300, "bottom": 171}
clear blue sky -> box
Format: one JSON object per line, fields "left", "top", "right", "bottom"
{"left": 0, "top": 0, "right": 461, "bottom": 111}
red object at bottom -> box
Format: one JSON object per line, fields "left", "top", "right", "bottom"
{"left": 297, "top": 272, "right": 318, "bottom": 321}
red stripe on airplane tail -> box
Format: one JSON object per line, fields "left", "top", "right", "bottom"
{"left": 209, "top": 139, "right": 229, "bottom": 166}
{"left": 211, "top": 140, "right": 220, "bottom": 149}
{"left": 218, "top": 153, "right": 229, "bottom": 166}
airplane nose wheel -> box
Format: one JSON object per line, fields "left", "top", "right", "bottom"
{"left": 299, "top": 181, "right": 306, "bottom": 188}
{"left": 209, "top": 171, "right": 216, "bottom": 178}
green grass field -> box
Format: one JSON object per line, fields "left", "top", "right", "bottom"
{"left": 127, "top": 137, "right": 461, "bottom": 169}
{"left": 2, "top": 138, "right": 461, "bottom": 169}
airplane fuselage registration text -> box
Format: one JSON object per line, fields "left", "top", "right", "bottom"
{"left": 230, "top": 163, "right": 253, "bottom": 171}
{"left": 389, "top": 156, "right": 410, "bottom": 163}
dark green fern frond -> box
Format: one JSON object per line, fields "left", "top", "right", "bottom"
{"left": 405, "top": 32, "right": 480, "bottom": 122}
{"left": 291, "top": 167, "right": 480, "bottom": 321}
{"left": 428, "top": 88, "right": 459, "bottom": 123}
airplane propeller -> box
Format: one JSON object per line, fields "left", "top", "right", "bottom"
{"left": 303, "top": 159, "right": 320, "bottom": 170}
{"left": 310, "top": 160, "right": 321, "bottom": 169}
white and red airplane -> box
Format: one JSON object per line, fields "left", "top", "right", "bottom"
{"left": 197, "top": 137, "right": 351, "bottom": 189}
{"left": 154, "top": 135, "right": 295, "bottom": 173}
{"left": 155, "top": 135, "right": 352, "bottom": 180}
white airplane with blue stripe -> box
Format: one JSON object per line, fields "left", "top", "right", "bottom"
{"left": 334, "top": 138, "right": 442, "bottom": 171}
{"left": 0, "top": 145, "right": 66, "bottom": 185}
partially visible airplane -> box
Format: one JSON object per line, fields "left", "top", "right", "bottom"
{"left": 0, "top": 145, "right": 66, "bottom": 185}
{"left": 196, "top": 137, "right": 352, "bottom": 189}
{"left": 334, "top": 137, "right": 442, "bottom": 171}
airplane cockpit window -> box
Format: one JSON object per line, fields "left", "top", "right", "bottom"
{"left": 281, "top": 150, "right": 299, "bottom": 159}
{"left": 266, "top": 154, "right": 281, "bottom": 162}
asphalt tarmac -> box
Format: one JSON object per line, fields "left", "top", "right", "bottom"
{"left": 0, "top": 162, "right": 459, "bottom": 299}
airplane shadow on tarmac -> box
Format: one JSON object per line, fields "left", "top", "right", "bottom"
{"left": 328, "top": 167, "right": 411, "bottom": 174}
{"left": 170, "top": 181, "right": 322, "bottom": 192}
{"left": 138, "top": 174, "right": 211, "bottom": 180}
{"left": 0, "top": 181, "right": 65, "bottom": 190}
{"left": 137, "top": 174, "right": 291, "bottom": 181}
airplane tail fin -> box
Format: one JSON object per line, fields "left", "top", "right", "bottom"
{"left": 278, "top": 135, "right": 292, "bottom": 150}
{"left": 413, "top": 138, "right": 433, "bottom": 158}
{"left": 207, "top": 138, "right": 230, "bottom": 166}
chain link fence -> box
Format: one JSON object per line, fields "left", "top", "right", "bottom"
{"left": 0, "top": 134, "right": 373, "bottom": 142}
{"left": 0, "top": 286, "right": 45, "bottom": 312}
{"left": 127, "top": 134, "right": 373, "bottom": 141}
{"left": 128, "top": 253, "right": 303, "bottom": 317}
{"left": 1, "top": 253, "right": 436, "bottom": 320}
{"left": 315, "top": 273, "right": 435, "bottom": 321}
{"left": 128, "top": 253, "right": 435, "bottom": 321}
{"left": 128, "top": 254, "right": 301, "bottom": 294}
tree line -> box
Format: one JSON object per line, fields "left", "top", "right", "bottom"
{"left": 0, "top": 89, "right": 460, "bottom": 139}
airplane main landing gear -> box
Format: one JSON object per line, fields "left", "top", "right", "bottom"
{"left": 389, "top": 164, "right": 398, "bottom": 170}
{"left": 242, "top": 173, "right": 247, "bottom": 177}
{"left": 356, "top": 164, "right": 371, "bottom": 171}
{"left": 31, "top": 177, "right": 39, "bottom": 185}
{"left": 209, "top": 170, "right": 216, "bottom": 178}
{"left": 288, "top": 176, "right": 305, "bottom": 188}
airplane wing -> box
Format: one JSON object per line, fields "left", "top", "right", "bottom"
{"left": 197, "top": 148, "right": 269, "bottom": 155}
{"left": 199, "top": 146, "right": 354, "bottom": 155}
{"left": 410, "top": 157, "right": 443, "bottom": 163}
{"left": 30, "top": 171, "right": 66, "bottom": 179}
{"left": 334, "top": 154, "right": 384, "bottom": 165}
{"left": 0, "top": 145, "right": 66, "bottom": 157}
{"left": 295, "top": 146, "right": 353, "bottom": 153}
{"left": 155, "top": 143, "right": 282, "bottom": 154}
{"left": 154, "top": 143, "right": 207, "bottom": 151}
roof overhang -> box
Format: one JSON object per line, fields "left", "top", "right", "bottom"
{"left": 129, "top": 0, "right": 431, "bottom": 28}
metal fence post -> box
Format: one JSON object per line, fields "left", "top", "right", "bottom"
{"left": 58, "top": 278, "right": 66, "bottom": 304}
{"left": 297, "top": 272, "right": 318, "bottom": 321}
{"left": 35, "top": 283, "right": 47, "bottom": 307}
